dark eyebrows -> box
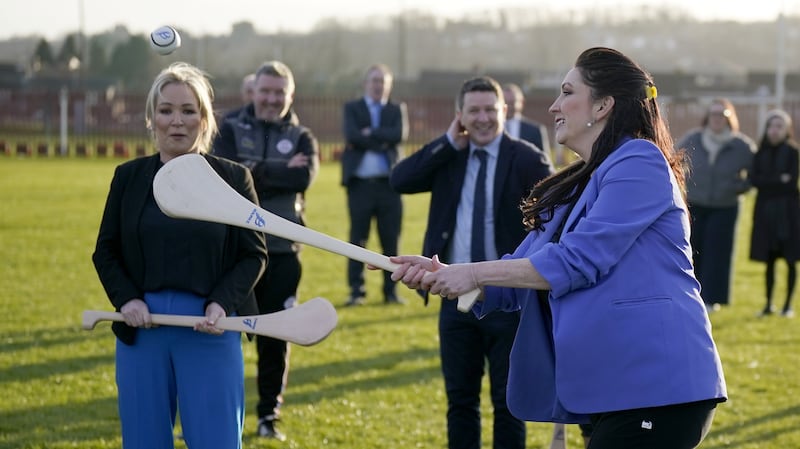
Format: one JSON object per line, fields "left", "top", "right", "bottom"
{"left": 465, "top": 103, "right": 499, "bottom": 111}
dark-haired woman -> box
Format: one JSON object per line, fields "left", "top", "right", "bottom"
{"left": 750, "top": 109, "right": 800, "bottom": 318}
{"left": 388, "top": 47, "right": 727, "bottom": 449}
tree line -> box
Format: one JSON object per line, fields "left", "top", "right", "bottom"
{"left": 10, "top": 5, "right": 800, "bottom": 95}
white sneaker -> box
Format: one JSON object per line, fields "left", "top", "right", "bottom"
{"left": 257, "top": 417, "right": 286, "bottom": 441}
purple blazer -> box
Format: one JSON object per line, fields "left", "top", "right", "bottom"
{"left": 475, "top": 138, "right": 727, "bottom": 423}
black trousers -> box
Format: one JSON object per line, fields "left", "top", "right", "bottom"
{"left": 438, "top": 299, "right": 525, "bottom": 449}
{"left": 254, "top": 252, "right": 301, "bottom": 419}
{"left": 588, "top": 399, "right": 718, "bottom": 449}
{"left": 689, "top": 204, "right": 739, "bottom": 305}
{"left": 346, "top": 177, "right": 402, "bottom": 298}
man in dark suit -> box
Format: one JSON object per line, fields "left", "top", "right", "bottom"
{"left": 391, "top": 76, "right": 554, "bottom": 449}
{"left": 503, "top": 82, "right": 553, "bottom": 161}
{"left": 341, "top": 63, "right": 408, "bottom": 306}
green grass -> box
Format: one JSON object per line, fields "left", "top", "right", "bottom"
{"left": 1, "top": 157, "right": 799, "bottom": 449}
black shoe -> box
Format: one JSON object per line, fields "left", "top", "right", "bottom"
{"left": 760, "top": 305, "right": 776, "bottom": 317}
{"left": 384, "top": 294, "right": 406, "bottom": 305}
{"left": 257, "top": 417, "right": 286, "bottom": 441}
{"left": 345, "top": 295, "right": 365, "bottom": 306}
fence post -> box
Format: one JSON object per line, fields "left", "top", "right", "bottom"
{"left": 59, "top": 87, "right": 69, "bottom": 156}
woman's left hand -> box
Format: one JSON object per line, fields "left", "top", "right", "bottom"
{"left": 195, "top": 302, "right": 226, "bottom": 335}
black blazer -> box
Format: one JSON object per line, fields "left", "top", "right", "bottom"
{"left": 341, "top": 97, "right": 408, "bottom": 186}
{"left": 390, "top": 133, "right": 554, "bottom": 260}
{"left": 92, "top": 153, "right": 267, "bottom": 344}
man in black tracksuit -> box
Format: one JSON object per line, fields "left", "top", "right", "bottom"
{"left": 213, "top": 60, "right": 319, "bottom": 441}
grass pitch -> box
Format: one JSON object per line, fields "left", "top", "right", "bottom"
{"left": 1, "top": 157, "right": 798, "bottom": 448}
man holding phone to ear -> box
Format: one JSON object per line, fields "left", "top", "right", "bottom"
{"left": 390, "top": 76, "right": 553, "bottom": 449}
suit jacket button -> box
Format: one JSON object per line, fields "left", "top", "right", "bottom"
{"left": 442, "top": 232, "right": 449, "bottom": 239}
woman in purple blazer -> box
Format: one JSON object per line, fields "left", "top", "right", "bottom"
{"left": 389, "top": 47, "right": 727, "bottom": 449}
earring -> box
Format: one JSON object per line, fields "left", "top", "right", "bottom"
{"left": 586, "top": 122, "right": 593, "bottom": 127}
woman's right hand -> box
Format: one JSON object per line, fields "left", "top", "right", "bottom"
{"left": 389, "top": 255, "right": 448, "bottom": 290}
{"left": 120, "top": 299, "right": 153, "bottom": 328}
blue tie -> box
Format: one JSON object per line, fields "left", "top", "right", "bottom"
{"left": 471, "top": 149, "right": 488, "bottom": 262}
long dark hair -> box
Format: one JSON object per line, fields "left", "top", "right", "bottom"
{"left": 758, "top": 109, "right": 794, "bottom": 150}
{"left": 521, "top": 47, "right": 686, "bottom": 231}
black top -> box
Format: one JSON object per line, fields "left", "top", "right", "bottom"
{"left": 749, "top": 139, "right": 800, "bottom": 262}
{"left": 92, "top": 153, "right": 268, "bottom": 344}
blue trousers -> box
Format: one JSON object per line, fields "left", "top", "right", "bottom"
{"left": 116, "top": 290, "right": 244, "bottom": 449}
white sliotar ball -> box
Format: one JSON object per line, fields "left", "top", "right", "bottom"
{"left": 150, "top": 26, "right": 181, "bottom": 55}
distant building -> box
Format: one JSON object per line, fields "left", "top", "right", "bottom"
{"left": 0, "top": 62, "right": 25, "bottom": 88}
{"left": 394, "top": 69, "right": 529, "bottom": 97}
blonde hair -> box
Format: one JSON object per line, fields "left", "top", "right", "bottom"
{"left": 145, "top": 62, "right": 217, "bottom": 153}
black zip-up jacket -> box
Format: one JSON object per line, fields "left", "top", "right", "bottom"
{"left": 214, "top": 105, "right": 319, "bottom": 254}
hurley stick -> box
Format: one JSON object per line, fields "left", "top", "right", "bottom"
{"left": 152, "top": 154, "right": 481, "bottom": 311}
{"left": 82, "top": 297, "right": 337, "bottom": 346}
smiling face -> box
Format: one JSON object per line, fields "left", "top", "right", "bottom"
{"left": 253, "top": 73, "right": 293, "bottom": 123}
{"left": 459, "top": 90, "right": 506, "bottom": 147}
{"left": 548, "top": 67, "right": 604, "bottom": 160}
{"left": 153, "top": 82, "right": 204, "bottom": 161}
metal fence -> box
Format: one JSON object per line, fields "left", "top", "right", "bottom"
{"left": 2, "top": 88, "right": 799, "bottom": 160}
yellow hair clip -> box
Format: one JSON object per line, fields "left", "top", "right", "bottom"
{"left": 645, "top": 85, "right": 658, "bottom": 100}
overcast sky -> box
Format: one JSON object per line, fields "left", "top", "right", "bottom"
{"left": 0, "top": 0, "right": 794, "bottom": 40}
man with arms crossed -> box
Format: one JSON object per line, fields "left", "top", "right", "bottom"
{"left": 341, "top": 64, "right": 408, "bottom": 306}
{"left": 214, "top": 60, "right": 319, "bottom": 441}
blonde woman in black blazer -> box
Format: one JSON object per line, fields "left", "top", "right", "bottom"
{"left": 92, "top": 62, "right": 267, "bottom": 449}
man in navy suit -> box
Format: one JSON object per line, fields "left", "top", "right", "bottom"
{"left": 391, "top": 76, "right": 553, "bottom": 449}
{"left": 341, "top": 64, "right": 408, "bottom": 306}
{"left": 503, "top": 83, "right": 554, "bottom": 163}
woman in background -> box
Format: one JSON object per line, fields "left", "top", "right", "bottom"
{"left": 749, "top": 109, "right": 800, "bottom": 318}
{"left": 678, "top": 98, "right": 756, "bottom": 310}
